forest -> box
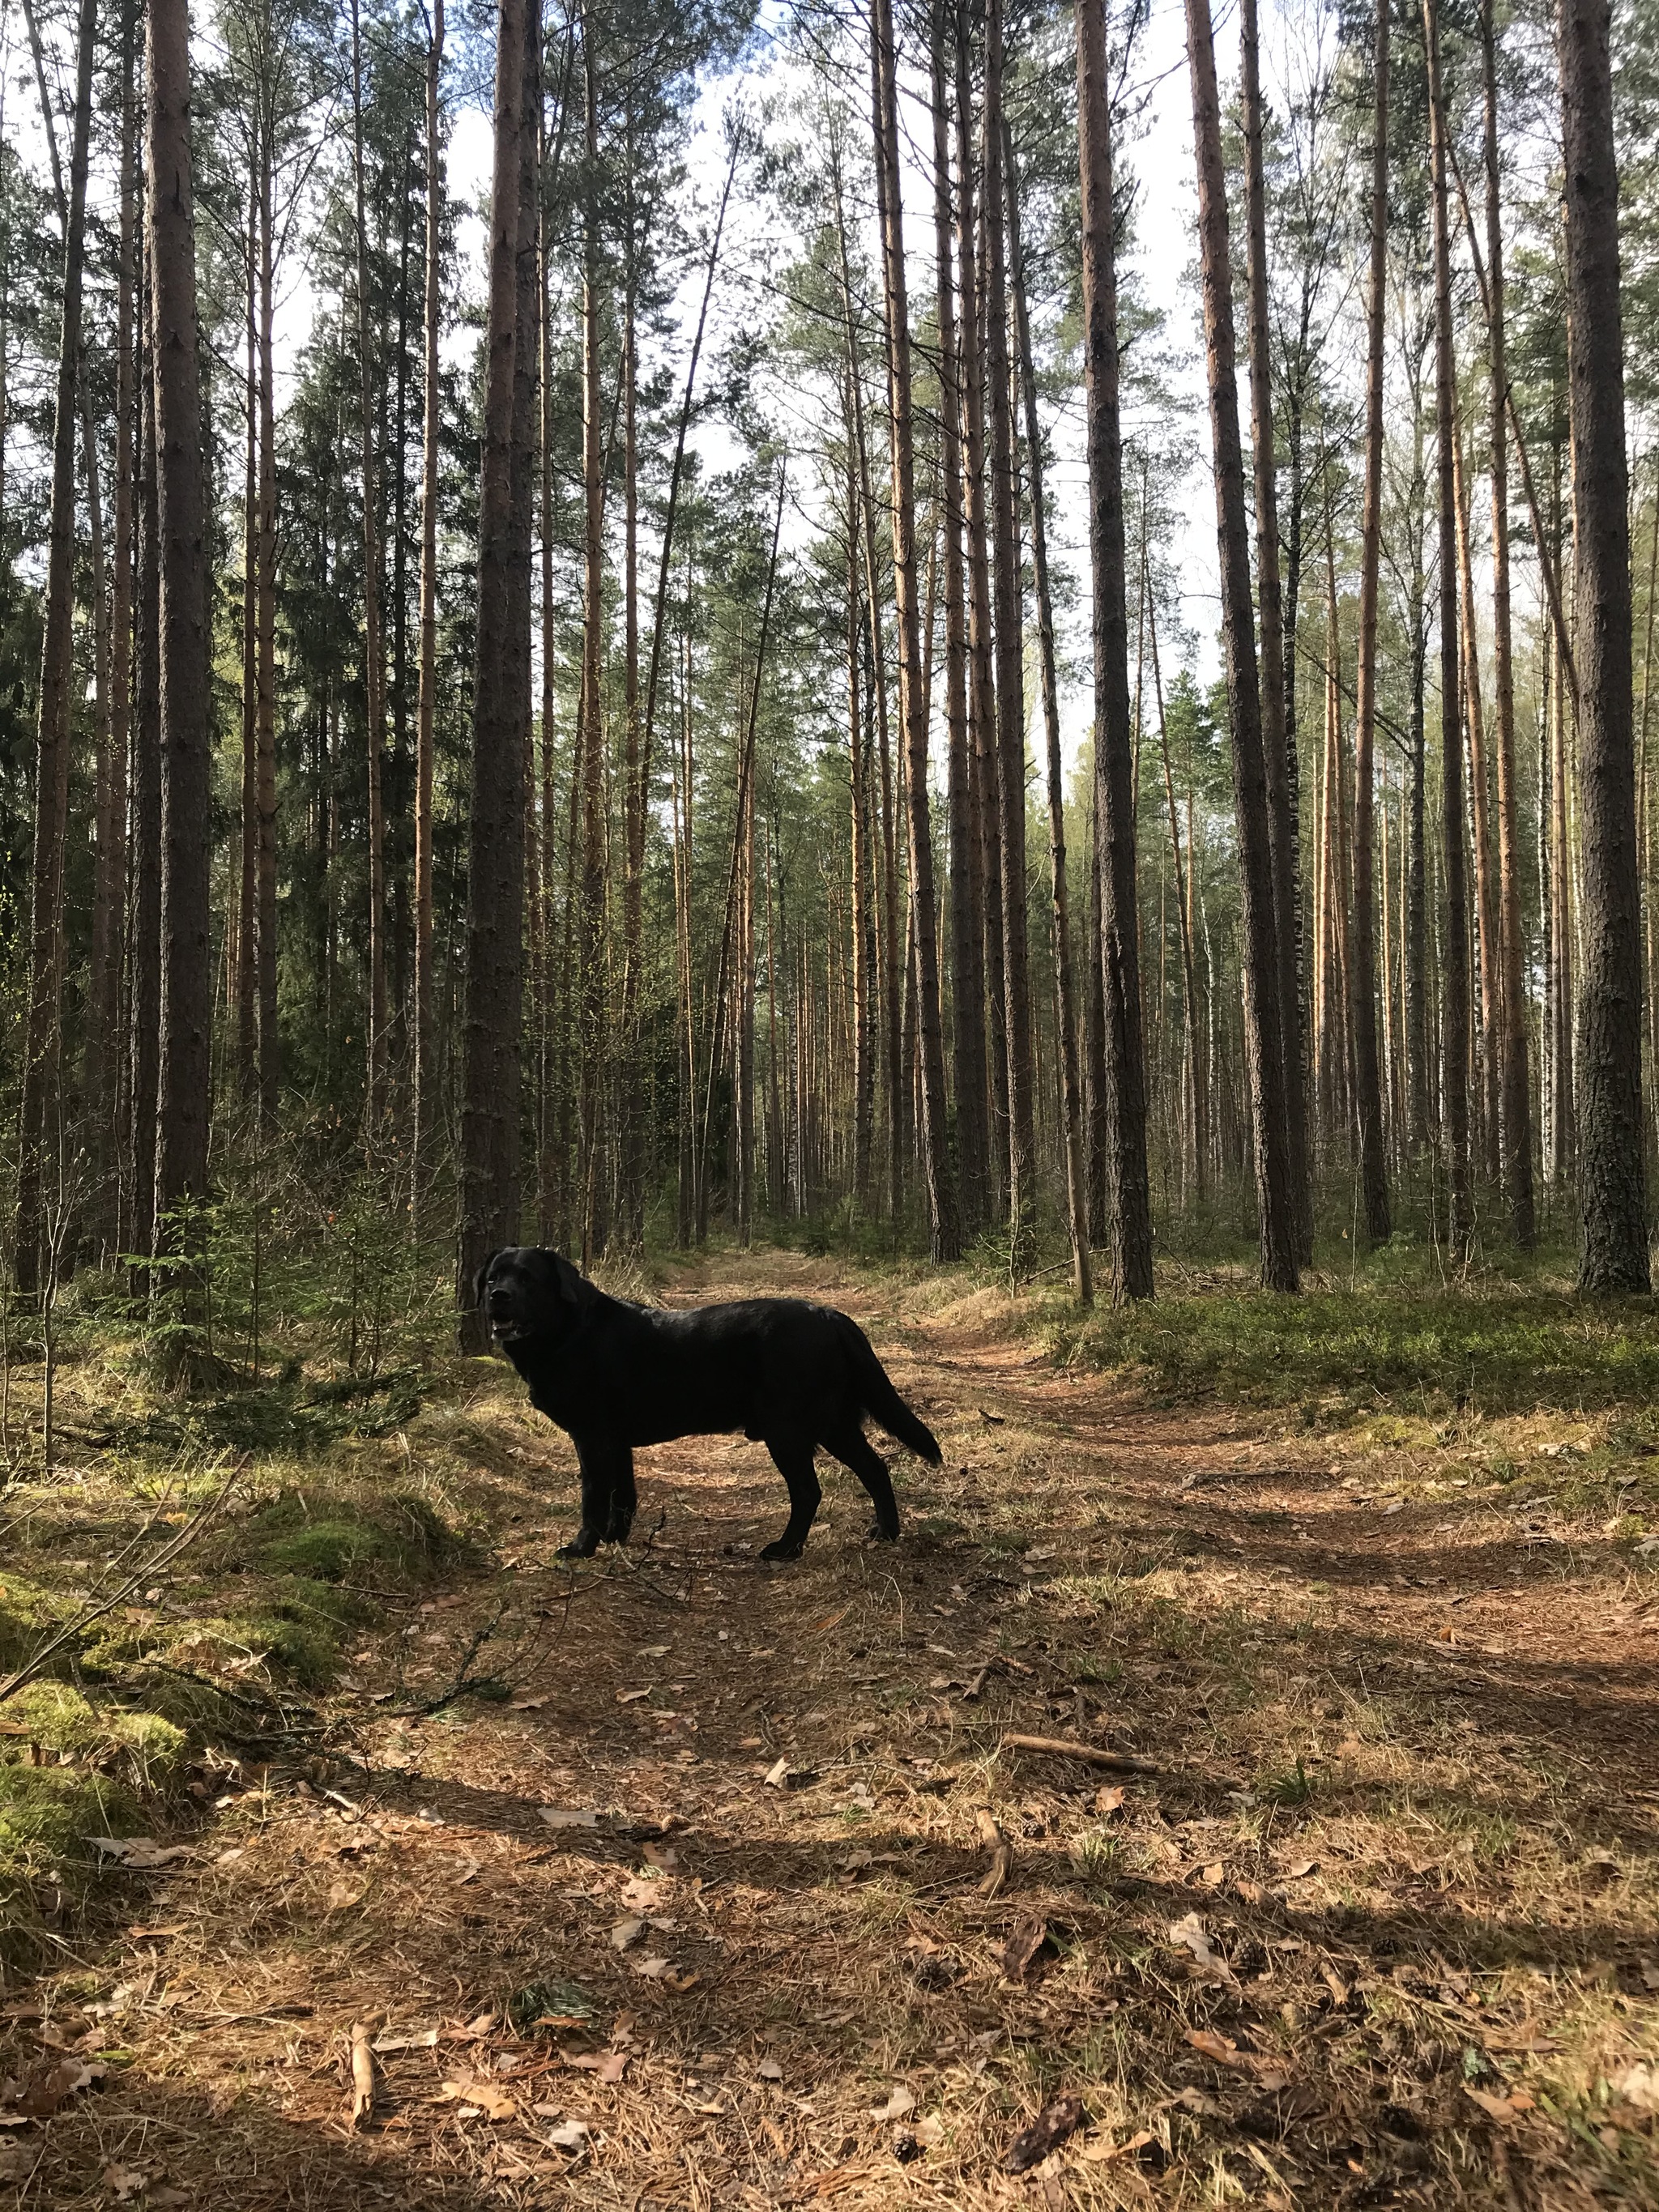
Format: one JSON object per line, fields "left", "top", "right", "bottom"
{"left": 0, "top": 0, "right": 1657, "bottom": 2206}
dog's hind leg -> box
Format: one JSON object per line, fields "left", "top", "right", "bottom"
{"left": 606, "top": 1447, "right": 637, "bottom": 1545}
{"left": 759, "top": 1432, "right": 822, "bottom": 1561}
{"left": 560, "top": 1434, "right": 625, "bottom": 1558}
{"left": 825, "top": 1425, "right": 900, "bottom": 1543}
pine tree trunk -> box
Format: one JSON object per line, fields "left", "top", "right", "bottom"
{"left": 413, "top": 0, "right": 443, "bottom": 1208}
{"left": 871, "top": 0, "right": 958, "bottom": 1261}
{"left": 1426, "top": 0, "right": 1472, "bottom": 1259}
{"left": 1184, "top": 0, "right": 1298, "bottom": 1292}
{"left": 1481, "top": 0, "right": 1535, "bottom": 1245}
{"left": 255, "top": 126, "right": 278, "bottom": 1129}
{"left": 1008, "top": 123, "right": 1090, "bottom": 1304}
{"left": 15, "top": 0, "right": 96, "bottom": 1294}
{"left": 846, "top": 400, "right": 876, "bottom": 1205}
{"left": 239, "top": 252, "right": 259, "bottom": 1099}
{"left": 956, "top": 30, "right": 1007, "bottom": 1211}
{"left": 457, "top": 0, "right": 530, "bottom": 1345}
{"left": 932, "top": 11, "right": 988, "bottom": 1237}
{"left": 576, "top": 24, "right": 607, "bottom": 1263}
{"left": 1348, "top": 0, "right": 1392, "bottom": 1241}
{"left": 353, "top": 0, "right": 388, "bottom": 1133}
{"left": 130, "top": 257, "right": 161, "bottom": 1272}
{"left": 147, "top": 0, "right": 214, "bottom": 1260}
{"left": 982, "top": 0, "right": 1034, "bottom": 1247}
{"left": 1075, "top": 0, "right": 1151, "bottom": 1300}
{"left": 1561, "top": 0, "right": 1646, "bottom": 1287}
{"left": 1454, "top": 421, "right": 1502, "bottom": 1187}
{"left": 1240, "top": 0, "right": 1310, "bottom": 1260}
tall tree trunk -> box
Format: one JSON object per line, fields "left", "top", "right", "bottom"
{"left": 1560, "top": 0, "right": 1647, "bottom": 1288}
{"left": 932, "top": 9, "right": 988, "bottom": 1235}
{"left": 1481, "top": 0, "right": 1535, "bottom": 1244}
{"left": 1240, "top": 0, "right": 1310, "bottom": 1260}
{"left": 255, "top": 119, "right": 278, "bottom": 1129}
{"left": 1426, "top": 0, "right": 1471, "bottom": 1259}
{"left": 413, "top": 0, "right": 443, "bottom": 1206}
{"left": 846, "top": 409, "right": 875, "bottom": 1204}
{"left": 239, "top": 243, "right": 258, "bottom": 1098}
{"left": 1347, "top": 0, "right": 1392, "bottom": 1242}
{"left": 1008, "top": 124, "right": 1090, "bottom": 1305}
{"left": 130, "top": 292, "right": 162, "bottom": 1273}
{"left": 353, "top": 0, "right": 388, "bottom": 1133}
{"left": 1075, "top": 0, "right": 1151, "bottom": 1301}
{"left": 1454, "top": 421, "right": 1501, "bottom": 1187}
{"left": 577, "top": 18, "right": 606, "bottom": 1263}
{"left": 982, "top": 0, "right": 1034, "bottom": 1247}
{"left": 457, "top": 0, "right": 529, "bottom": 1345}
{"left": 871, "top": 0, "right": 957, "bottom": 1260}
{"left": 1184, "top": 0, "right": 1298, "bottom": 1291}
{"left": 147, "top": 0, "right": 214, "bottom": 1263}
{"left": 956, "top": 22, "right": 1007, "bottom": 1210}
{"left": 15, "top": 0, "right": 96, "bottom": 1294}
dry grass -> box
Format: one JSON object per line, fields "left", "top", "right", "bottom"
{"left": 0, "top": 1248, "right": 1655, "bottom": 2209}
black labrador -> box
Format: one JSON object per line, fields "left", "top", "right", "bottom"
{"left": 478, "top": 1247, "right": 941, "bottom": 1560}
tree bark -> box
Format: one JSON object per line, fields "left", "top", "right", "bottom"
{"left": 1560, "top": 0, "right": 1647, "bottom": 1289}
{"left": 982, "top": 0, "right": 1034, "bottom": 1247}
{"left": 1425, "top": 0, "right": 1471, "bottom": 1259}
{"left": 352, "top": 0, "right": 388, "bottom": 1133}
{"left": 147, "top": 0, "right": 214, "bottom": 1257}
{"left": 1075, "top": 0, "right": 1151, "bottom": 1301}
{"left": 1008, "top": 122, "right": 1090, "bottom": 1305}
{"left": 871, "top": 0, "right": 957, "bottom": 1260}
{"left": 413, "top": 0, "right": 443, "bottom": 1205}
{"left": 1453, "top": 420, "right": 1501, "bottom": 1187}
{"left": 577, "top": 16, "right": 605, "bottom": 1262}
{"left": 932, "top": 9, "right": 988, "bottom": 1236}
{"left": 457, "top": 0, "right": 529, "bottom": 1345}
{"left": 15, "top": 0, "right": 97, "bottom": 1294}
{"left": 130, "top": 247, "right": 161, "bottom": 1272}
{"left": 1240, "top": 0, "right": 1310, "bottom": 1260}
{"left": 1184, "top": 0, "right": 1298, "bottom": 1291}
{"left": 1480, "top": 0, "right": 1534, "bottom": 1245}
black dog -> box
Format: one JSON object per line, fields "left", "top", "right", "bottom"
{"left": 478, "top": 1247, "right": 941, "bottom": 1560}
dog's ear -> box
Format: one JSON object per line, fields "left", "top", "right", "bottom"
{"left": 548, "top": 1251, "right": 597, "bottom": 1311}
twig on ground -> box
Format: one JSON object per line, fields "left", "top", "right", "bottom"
{"left": 975, "top": 1808, "right": 1014, "bottom": 1897}
{"left": 1000, "top": 1733, "right": 1158, "bottom": 1775}
{"left": 348, "top": 2020, "right": 377, "bottom": 2127}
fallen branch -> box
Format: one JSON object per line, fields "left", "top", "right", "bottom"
{"left": 348, "top": 2020, "right": 377, "bottom": 2127}
{"left": 975, "top": 1808, "right": 1014, "bottom": 1898}
{"left": 1000, "top": 1733, "right": 1157, "bottom": 1775}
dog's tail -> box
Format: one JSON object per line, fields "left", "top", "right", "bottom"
{"left": 839, "top": 1314, "right": 943, "bottom": 1464}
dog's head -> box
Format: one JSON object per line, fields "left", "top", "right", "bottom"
{"left": 475, "top": 1247, "right": 596, "bottom": 1347}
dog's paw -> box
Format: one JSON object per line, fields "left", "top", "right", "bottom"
{"left": 556, "top": 1532, "right": 601, "bottom": 1560}
{"left": 865, "top": 1520, "right": 900, "bottom": 1544}
{"left": 759, "top": 1537, "right": 805, "bottom": 1562}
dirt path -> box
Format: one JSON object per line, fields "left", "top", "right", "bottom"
{"left": 6, "top": 1255, "right": 1657, "bottom": 2210}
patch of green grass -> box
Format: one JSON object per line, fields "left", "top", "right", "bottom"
{"left": 1051, "top": 1287, "right": 1659, "bottom": 1418}
{"left": 1259, "top": 1754, "right": 1316, "bottom": 1807}
{"left": 248, "top": 1487, "right": 458, "bottom": 1583}
{"left": 0, "top": 1573, "right": 77, "bottom": 1676}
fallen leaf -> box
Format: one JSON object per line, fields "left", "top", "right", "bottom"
{"left": 811, "top": 1608, "right": 851, "bottom": 1632}
{"left": 1080, "top": 2128, "right": 1154, "bottom": 2165}
{"left": 1174, "top": 2084, "right": 1220, "bottom": 2116}
{"left": 757, "top": 2057, "right": 784, "bottom": 2082}
{"left": 373, "top": 2028, "right": 440, "bottom": 2054}
{"left": 638, "top": 1645, "right": 671, "bottom": 1659}
{"left": 913, "top": 2115, "right": 945, "bottom": 2146}
{"left": 348, "top": 2022, "right": 377, "bottom": 2129}
{"left": 631, "top": 1956, "right": 672, "bottom": 1980}
{"left": 1199, "top": 1860, "right": 1225, "bottom": 1886}
{"left": 101, "top": 2164, "right": 148, "bottom": 2201}
{"left": 325, "top": 1881, "right": 365, "bottom": 1913}
{"left": 642, "top": 1843, "right": 679, "bottom": 1870}
{"left": 540, "top": 2119, "right": 591, "bottom": 2150}
{"left": 1186, "top": 2028, "right": 1241, "bottom": 2065}
{"left": 1168, "top": 1912, "right": 1236, "bottom": 1983}
{"left": 1005, "top": 2093, "right": 1087, "bottom": 2173}
{"left": 620, "top": 1877, "right": 663, "bottom": 1910}
{"left": 539, "top": 1807, "right": 599, "bottom": 1830}
{"left": 1614, "top": 2063, "right": 1659, "bottom": 2112}
{"left": 84, "top": 1837, "right": 194, "bottom": 1871}
{"left": 870, "top": 2086, "right": 915, "bottom": 2121}
{"left": 597, "top": 2052, "right": 628, "bottom": 2084}
{"left": 1235, "top": 1878, "right": 1265, "bottom": 1905}
{"left": 1002, "top": 1918, "right": 1056, "bottom": 1983}
{"left": 440, "top": 2075, "right": 517, "bottom": 2120}
{"left": 14, "top": 2058, "right": 109, "bottom": 2118}
{"left": 1094, "top": 1785, "right": 1125, "bottom": 1814}
{"left": 509, "top": 1697, "right": 547, "bottom": 1711}
{"left": 1464, "top": 2085, "right": 1533, "bottom": 2122}
{"left": 763, "top": 1758, "right": 791, "bottom": 1788}
{"left": 610, "top": 1917, "right": 646, "bottom": 1951}
{"left": 1282, "top": 1860, "right": 1318, "bottom": 1880}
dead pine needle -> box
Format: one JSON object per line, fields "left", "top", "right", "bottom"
{"left": 1000, "top": 1732, "right": 1157, "bottom": 1774}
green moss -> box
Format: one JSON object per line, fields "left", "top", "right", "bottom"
{"left": 248, "top": 1488, "right": 459, "bottom": 1583}
{"left": 0, "top": 1575, "right": 75, "bottom": 1676}
{"left": 0, "top": 1764, "right": 142, "bottom": 1946}
{"left": 4, "top": 1683, "right": 187, "bottom": 1791}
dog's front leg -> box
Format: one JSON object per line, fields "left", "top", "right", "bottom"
{"left": 559, "top": 1434, "right": 620, "bottom": 1558}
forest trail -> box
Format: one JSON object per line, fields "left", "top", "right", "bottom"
{"left": 10, "top": 1255, "right": 1656, "bottom": 2210}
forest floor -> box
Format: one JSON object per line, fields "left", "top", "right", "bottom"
{"left": 2, "top": 1248, "right": 1657, "bottom": 2210}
